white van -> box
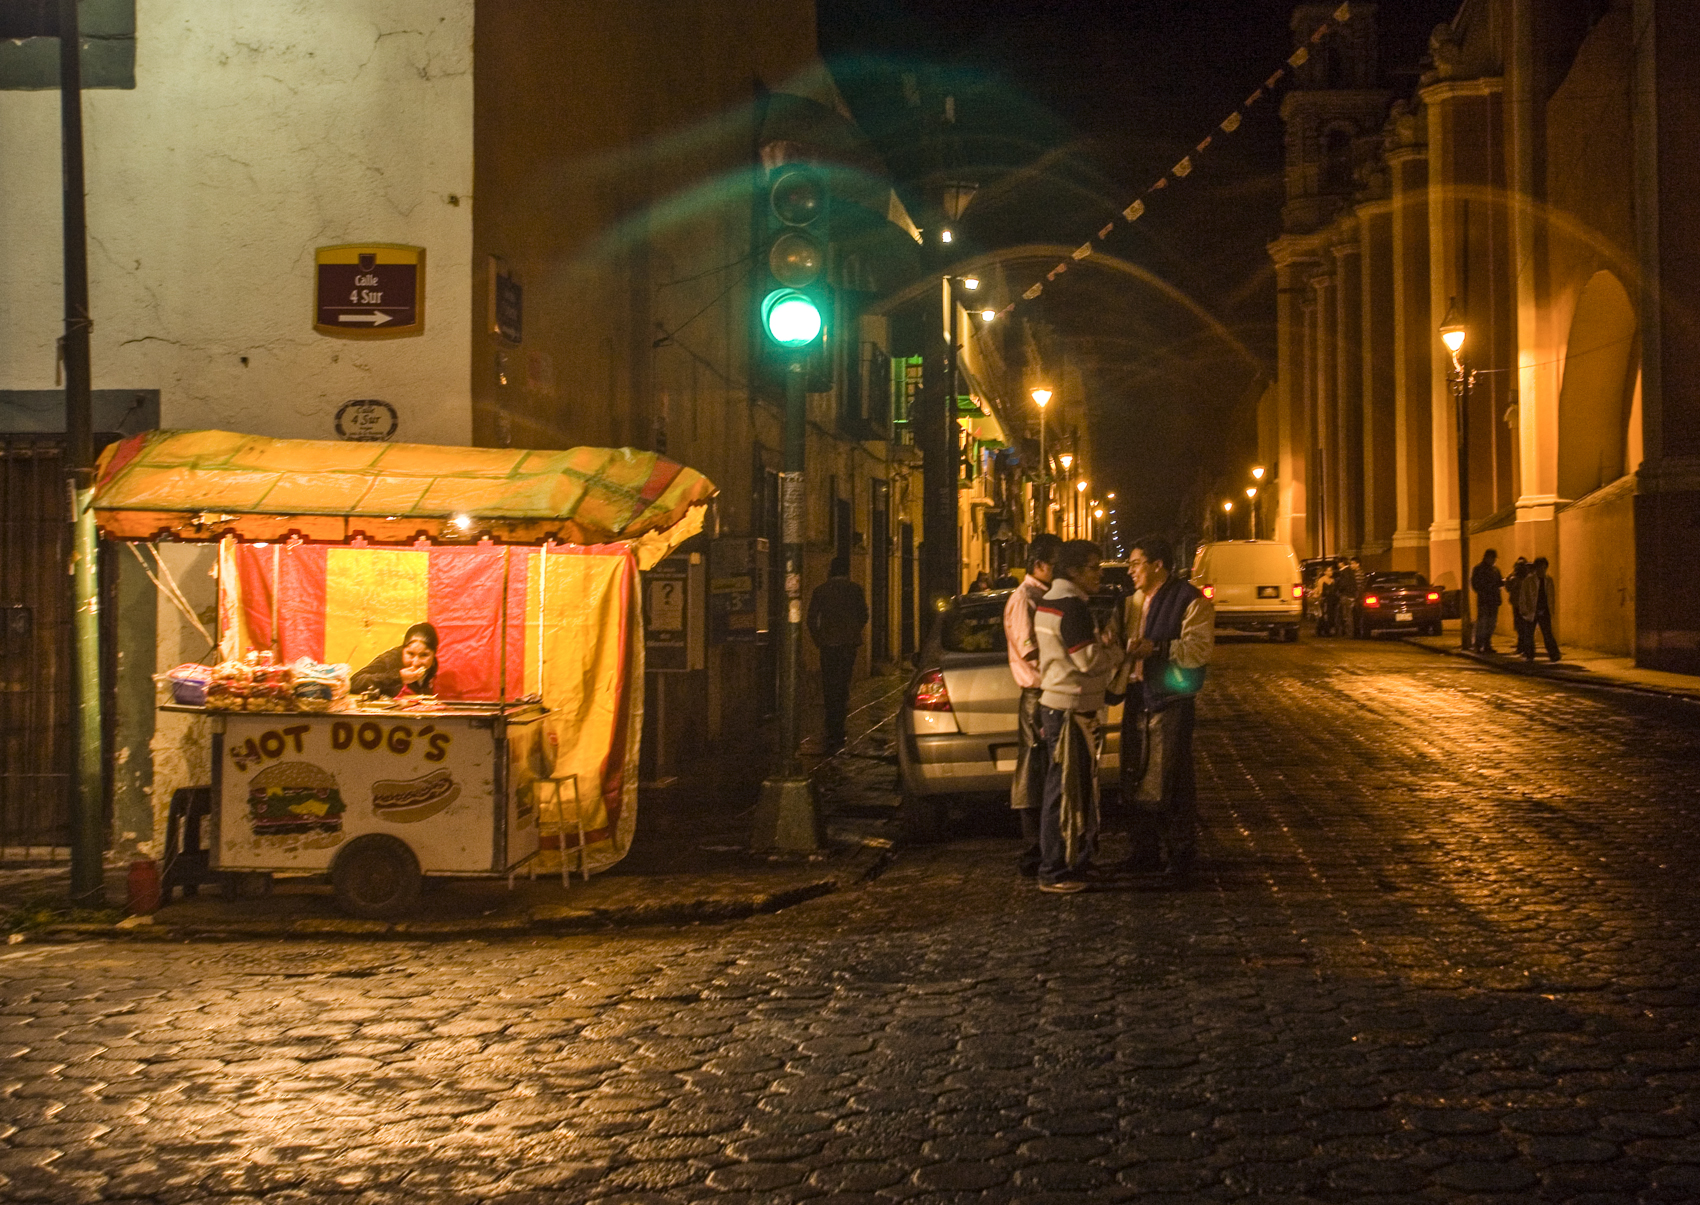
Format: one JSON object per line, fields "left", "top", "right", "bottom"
{"left": 1190, "top": 540, "right": 1302, "bottom": 642}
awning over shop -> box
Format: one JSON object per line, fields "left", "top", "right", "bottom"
{"left": 92, "top": 429, "right": 715, "bottom": 560}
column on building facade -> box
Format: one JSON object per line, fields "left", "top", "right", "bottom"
{"left": 1633, "top": 0, "right": 1700, "bottom": 672}
{"left": 1422, "top": 76, "right": 1511, "bottom": 592}
{"left": 1357, "top": 198, "right": 1397, "bottom": 569}
{"left": 1386, "top": 122, "right": 1433, "bottom": 573}
{"left": 1269, "top": 237, "right": 1322, "bottom": 555}
{"left": 1311, "top": 268, "right": 1339, "bottom": 554}
{"left": 1508, "top": 0, "right": 1561, "bottom": 569}
{"left": 1301, "top": 292, "right": 1320, "bottom": 554}
{"left": 1332, "top": 232, "right": 1364, "bottom": 556}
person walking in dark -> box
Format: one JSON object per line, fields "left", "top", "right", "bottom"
{"left": 807, "top": 556, "right": 868, "bottom": 750}
{"left": 1507, "top": 556, "right": 1533, "bottom": 656}
{"left": 1119, "top": 535, "right": 1213, "bottom": 882}
{"left": 1002, "top": 533, "right": 1063, "bottom": 878}
{"left": 1471, "top": 548, "right": 1504, "bottom": 653}
{"left": 1335, "top": 557, "right": 1361, "bottom": 637}
{"left": 1033, "top": 540, "right": 1122, "bottom": 893}
{"left": 1517, "top": 555, "right": 1560, "bottom": 662}
{"left": 1315, "top": 562, "right": 1337, "bottom": 636}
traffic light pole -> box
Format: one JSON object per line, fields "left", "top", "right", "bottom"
{"left": 753, "top": 356, "right": 818, "bottom": 852}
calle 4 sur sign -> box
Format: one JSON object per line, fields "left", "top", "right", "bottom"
{"left": 315, "top": 244, "right": 425, "bottom": 337}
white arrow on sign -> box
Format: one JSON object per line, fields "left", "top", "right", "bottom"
{"left": 337, "top": 311, "right": 395, "bottom": 326}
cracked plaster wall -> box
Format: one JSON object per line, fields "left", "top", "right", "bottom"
{"left": 0, "top": 0, "right": 473, "bottom": 444}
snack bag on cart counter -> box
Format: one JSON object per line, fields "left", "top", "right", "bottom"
{"left": 156, "top": 663, "right": 213, "bottom": 707}
{"left": 290, "top": 658, "right": 350, "bottom": 711}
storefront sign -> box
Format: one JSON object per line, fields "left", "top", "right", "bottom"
{"left": 315, "top": 245, "right": 425, "bottom": 337}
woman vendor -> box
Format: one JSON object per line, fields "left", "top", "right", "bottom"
{"left": 351, "top": 622, "right": 440, "bottom": 698}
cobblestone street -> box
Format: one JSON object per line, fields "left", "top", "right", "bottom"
{"left": 5, "top": 638, "right": 1700, "bottom": 1203}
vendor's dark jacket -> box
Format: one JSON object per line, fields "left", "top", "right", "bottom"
{"left": 351, "top": 647, "right": 436, "bottom": 697}
{"left": 808, "top": 576, "right": 868, "bottom": 648}
{"left": 1471, "top": 562, "right": 1504, "bottom": 606}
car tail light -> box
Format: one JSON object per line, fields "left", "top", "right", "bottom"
{"left": 1426, "top": 591, "right": 1441, "bottom": 603}
{"left": 1363, "top": 594, "right": 1380, "bottom": 608}
{"left": 1291, "top": 584, "right": 1302, "bottom": 599}
{"left": 909, "top": 668, "right": 953, "bottom": 712}
{"left": 1201, "top": 584, "right": 1215, "bottom": 600}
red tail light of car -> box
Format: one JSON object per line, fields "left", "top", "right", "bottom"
{"left": 1426, "top": 591, "right": 1441, "bottom": 603}
{"left": 1362, "top": 594, "right": 1381, "bottom": 608}
{"left": 1291, "top": 584, "right": 1303, "bottom": 599}
{"left": 909, "top": 668, "right": 953, "bottom": 712}
{"left": 1201, "top": 584, "right": 1215, "bottom": 600}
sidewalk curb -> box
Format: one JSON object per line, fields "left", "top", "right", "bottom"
{"left": 13, "top": 843, "right": 893, "bottom": 945}
{"left": 1400, "top": 637, "right": 1700, "bottom": 704}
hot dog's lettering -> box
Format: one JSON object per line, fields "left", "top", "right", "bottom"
{"left": 230, "top": 719, "right": 453, "bottom": 769}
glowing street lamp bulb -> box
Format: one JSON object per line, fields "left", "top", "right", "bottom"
{"left": 1246, "top": 487, "right": 1258, "bottom": 500}
{"left": 1094, "top": 508, "right": 1104, "bottom": 518}
{"left": 1222, "top": 500, "right": 1234, "bottom": 513}
{"left": 980, "top": 309, "right": 996, "bottom": 322}
{"left": 1058, "top": 453, "right": 1073, "bottom": 471}
{"left": 1076, "top": 479, "right": 1088, "bottom": 493}
{"left": 1441, "top": 328, "right": 1466, "bottom": 353}
{"left": 1031, "top": 387, "right": 1052, "bottom": 408}
{"left": 1251, "top": 465, "right": 1265, "bottom": 481}
{"left": 1106, "top": 492, "right": 1116, "bottom": 499}
{"left": 454, "top": 514, "right": 473, "bottom": 531}
{"left": 961, "top": 275, "right": 979, "bottom": 290}
{"left": 940, "top": 228, "right": 954, "bottom": 244}
{"left": 1438, "top": 297, "right": 1468, "bottom": 353}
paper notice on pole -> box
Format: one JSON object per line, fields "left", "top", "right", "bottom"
{"left": 780, "top": 472, "right": 804, "bottom": 545}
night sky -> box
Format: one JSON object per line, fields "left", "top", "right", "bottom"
{"left": 819, "top": 0, "right": 1457, "bottom": 543}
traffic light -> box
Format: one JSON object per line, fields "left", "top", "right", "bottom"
{"left": 758, "top": 165, "right": 830, "bottom": 369}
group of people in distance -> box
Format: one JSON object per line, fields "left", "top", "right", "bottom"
{"left": 1004, "top": 534, "right": 1214, "bottom": 894}
{"left": 1470, "top": 548, "right": 1560, "bottom": 661}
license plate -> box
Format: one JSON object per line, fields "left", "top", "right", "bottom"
{"left": 1257, "top": 585, "right": 1279, "bottom": 599}
{"left": 1395, "top": 611, "right": 1414, "bottom": 622}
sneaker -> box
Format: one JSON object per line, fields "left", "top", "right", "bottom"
{"left": 1038, "top": 878, "right": 1088, "bottom": 894}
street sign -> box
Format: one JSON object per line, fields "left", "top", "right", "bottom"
{"left": 315, "top": 245, "right": 425, "bottom": 337}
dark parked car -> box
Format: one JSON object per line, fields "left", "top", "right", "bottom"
{"left": 1350, "top": 571, "right": 1443, "bottom": 637}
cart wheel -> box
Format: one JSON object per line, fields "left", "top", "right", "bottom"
{"left": 331, "top": 835, "right": 421, "bottom": 920}
{"left": 222, "top": 871, "right": 273, "bottom": 900}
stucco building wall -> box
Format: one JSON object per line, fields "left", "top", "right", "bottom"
{"left": 0, "top": 0, "right": 475, "bottom": 444}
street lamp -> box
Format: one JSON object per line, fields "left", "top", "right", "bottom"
{"left": 979, "top": 309, "right": 996, "bottom": 322}
{"left": 1245, "top": 486, "right": 1259, "bottom": 540}
{"left": 1251, "top": 464, "right": 1266, "bottom": 482}
{"left": 961, "top": 275, "right": 979, "bottom": 290}
{"left": 1222, "top": 498, "right": 1234, "bottom": 542}
{"left": 1077, "top": 479, "right": 1089, "bottom": 541}
{"left": 1032, "top": 387, "right": 1052, "bottom": 532}
{"left": 1439, "top": 298, "right": 1474, "bottom": 652}
{"left": 1058, "top": 452, "right": 1073, "bottom": 472}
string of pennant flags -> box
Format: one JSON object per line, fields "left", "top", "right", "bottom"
{"left": 996, "top": 1, "right": 1356, "bottom": 317}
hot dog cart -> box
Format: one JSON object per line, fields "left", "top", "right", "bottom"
{"left": 93, "top": 429, "right": 716, "bottom": 917}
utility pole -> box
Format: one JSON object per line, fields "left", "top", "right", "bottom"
{"left": 56, "top": 0, "right": 104, "bottom": 904}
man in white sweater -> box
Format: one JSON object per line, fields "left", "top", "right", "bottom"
{"left": 1033, "top": 540, "right": 1123, "bottom": 893}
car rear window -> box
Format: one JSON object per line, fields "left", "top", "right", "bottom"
{"left": 1198, "top": 544, "right": 1296, "bottom": 580}
{"left": 942, "top": 607, "right": 1006, "bottom": 653}
{"left": 1368, "top": 571, "right": 1427, "bottom": 586}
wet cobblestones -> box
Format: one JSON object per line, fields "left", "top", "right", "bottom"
{"left": 4, "top": 638, "right": 1700, "bottom": 1202}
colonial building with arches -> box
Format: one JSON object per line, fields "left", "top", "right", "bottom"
{"left": 1264, "top": 0, "right": 1700, "bottom": 672}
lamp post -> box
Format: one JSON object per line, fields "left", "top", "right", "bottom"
{"left": 1221, "top": 499, "right": 1234, "bottom": 542}
{"left": 1076, "top": 478, "right": 1088, "bottom": 542}
{"left": 1245, "top": 487, "right": 1259, "bottom": 540}
{"left": 1032, "top": 387, "right": 1052, "bottom": 532}
{"left": 1440, "top": 299, "right": 1474, "bottom": 652}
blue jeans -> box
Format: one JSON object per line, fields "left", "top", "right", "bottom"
{"left": 1474, "top": 602, "right": 1499, "bottom": 651}
{"left": 1038, "top": 705, "right": 1099, "bottom": 884}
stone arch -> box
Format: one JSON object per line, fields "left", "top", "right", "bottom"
{"left": 1557, "top": 269, "right": 1638, "bottom": 500}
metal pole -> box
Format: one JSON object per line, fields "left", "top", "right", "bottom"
{"left": 753, "top": 356, "right": 816, "bottom": 851}
{"left": 60, "top": 0, "right": 104, "bottom": 904}
{"left": 1037, "top": 407, "right": 1047, "bottom": 533}
{"left": 944, "top": 280, "right": 960, "bottom": 594}
{"left": 1454, "top": 365, "right": 1473, "bottom": 651}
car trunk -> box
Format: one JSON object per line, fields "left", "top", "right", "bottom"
{"left": 939, "top": 653, "right": 1019, "bottom": 736}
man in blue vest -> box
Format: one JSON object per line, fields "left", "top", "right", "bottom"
{"left": 1120, "top": 535, "right": 1214, "bottom": 882}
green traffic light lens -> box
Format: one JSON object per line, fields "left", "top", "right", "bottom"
{"left": 762, "top": 290, "right": 822, "bottom": 346}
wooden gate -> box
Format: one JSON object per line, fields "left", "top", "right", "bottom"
{"left": 0, "top": 437, "right": 72, "bottom": 852}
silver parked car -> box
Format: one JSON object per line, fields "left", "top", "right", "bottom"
{"left": 896, "top": 588, "right": 1123, "bottom": 837}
